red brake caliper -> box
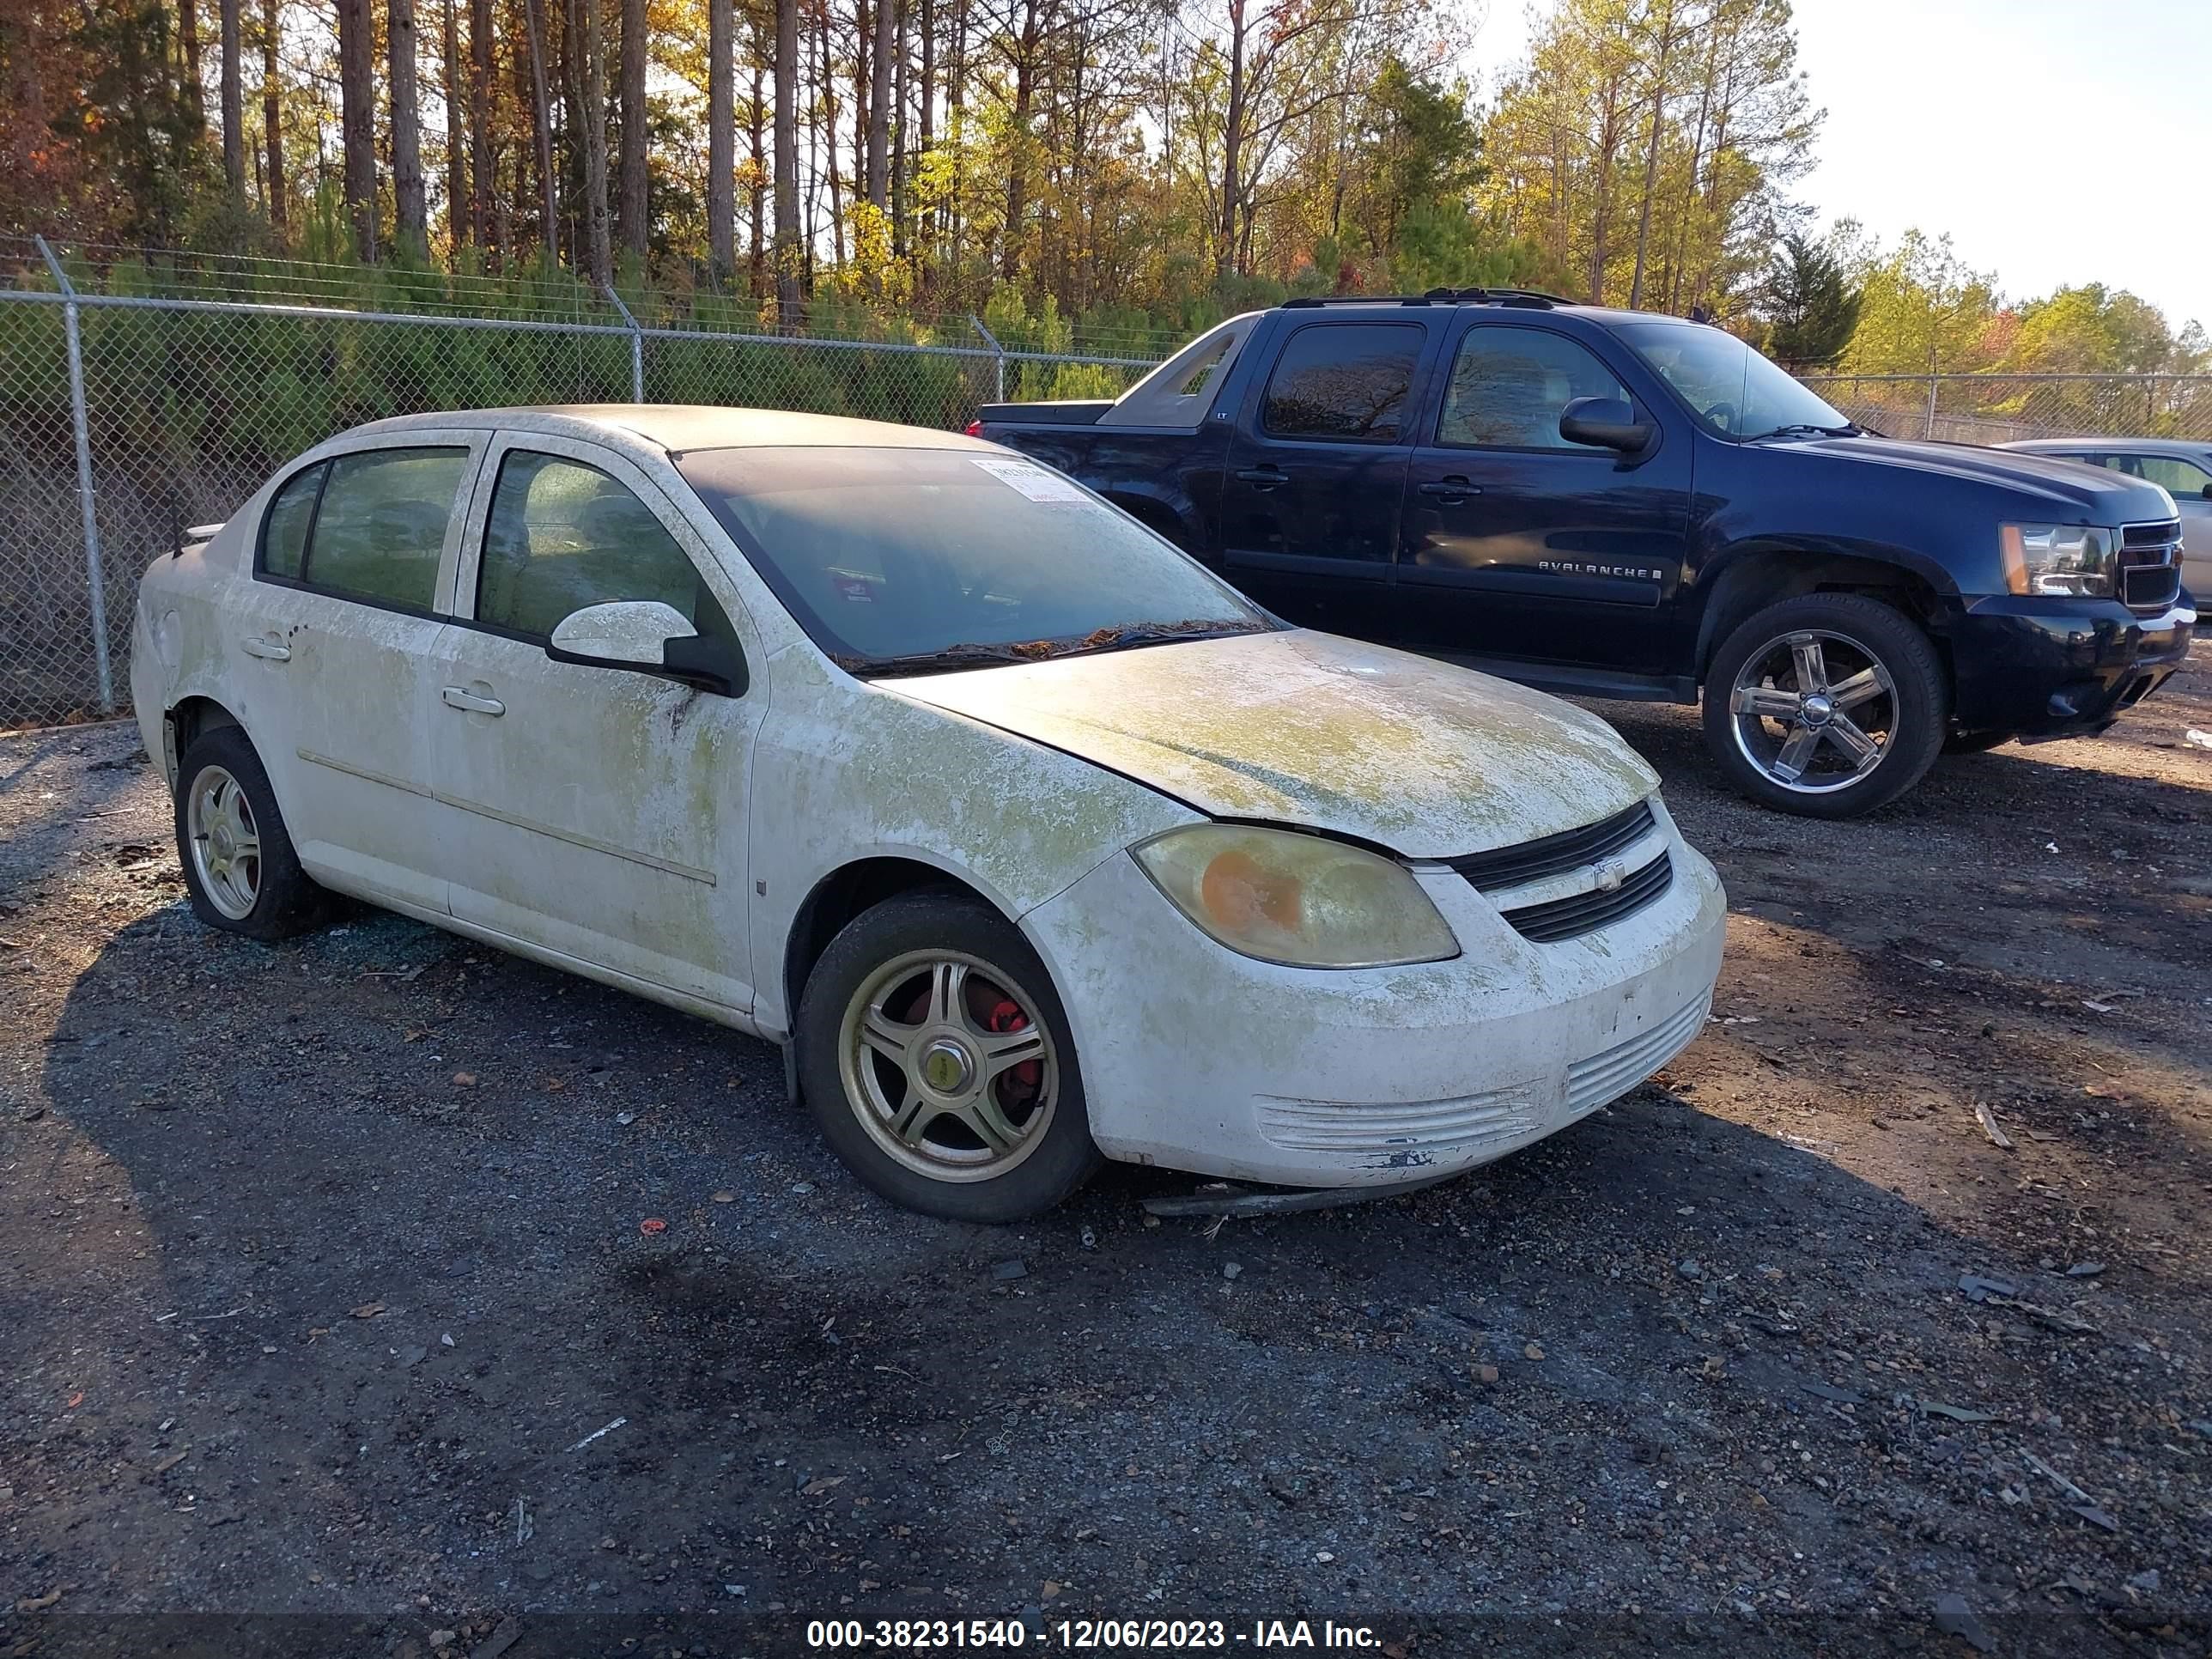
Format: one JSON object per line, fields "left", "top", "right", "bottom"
{"left": 985, "top": 998, "right": 1042, "bottom": 1104}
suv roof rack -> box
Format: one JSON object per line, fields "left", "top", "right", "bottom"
{"left": 1279, "top": 288, "right": 1578, "bottom": 311}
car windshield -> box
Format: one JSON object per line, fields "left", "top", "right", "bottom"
{"left": 677, "top": 445, "right": 1274, "bottom": 673}
{"left": 1615, "top": 321, "right": 1853, "bottom": 441}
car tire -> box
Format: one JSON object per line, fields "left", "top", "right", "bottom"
{"left": 1702, "top": 592, "right": 1948, "bottom": 819}
{"left": 173, "top": 725, "right": 332, "bottom": 940}
{"left": 796, "top": 891, "right": 1103, "bottom": 1222}
{"left": 1942, "top": 729, "right": 2014, "bottom": 756}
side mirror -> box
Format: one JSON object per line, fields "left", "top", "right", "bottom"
{"left": 1559, "top": 396, "right": 1656, "bottom": 454}
{"left": 2200, "top": 483, "right": 2212, "bottom": 501}
{"left": 547, "top": 599, "right": 746, "bottom": 696}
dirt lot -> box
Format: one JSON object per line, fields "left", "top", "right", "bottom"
{"left": 3, "top": 650, "right": 2209, "bottom": 1659}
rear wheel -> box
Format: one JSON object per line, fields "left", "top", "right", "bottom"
{"left": 173, "top": 726, "right": 332, "bottom": 939}
{"left": 795, "top": 892, "right": 1102, "bottom": 1222}
{"left": 1702, "top": 592, "right": 1948, "bottom": 818}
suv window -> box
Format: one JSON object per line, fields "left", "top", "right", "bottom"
{"left": 478, "top": 451, "right": 731, "bottom": 641}
{"left": 2111, "top": 453, "right": 2212, "bottom": 500}
{"left": 1440, "top": 326, "right": 1630, "bottom": 449}
{"left": 1261, "top": 324, "right": 1424, "bottom": 443}
{"left": 290, "top": 447, "right": 470, "bottom": 610}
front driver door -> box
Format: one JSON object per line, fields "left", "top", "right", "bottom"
{"left": 1395, "top": 321, "right": 1692, "bottom": 675}
{"left": 1215, "top": 320, "right": 1430, "bottom": 638}
{"left": 432, "top": 434, "right": 769, "bottom": 1013}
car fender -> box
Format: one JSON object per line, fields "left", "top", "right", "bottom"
{"left": 1687, "top": 529, "right": 1965, "bottom": 673}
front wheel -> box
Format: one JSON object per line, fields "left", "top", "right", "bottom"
{"left": 795, "top": 892, "right": 1103, "bottom": 1222}
{"left": 1701, "top": 593, "right": 1948, "bottom": 818}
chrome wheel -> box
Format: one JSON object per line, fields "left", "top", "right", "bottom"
{"left": 837, "top": 949, "right": 1058, "bottom": 1183}
{"left": 185, "top": 764, "right": 262, "bottom": 921}
{"left": 1727, "top": 629, "right": 1896, "bottom": 795}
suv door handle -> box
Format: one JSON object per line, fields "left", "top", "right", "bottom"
{"left": 441, "top": 685, "right": 506, "bottom": 716}
{"left": 1235, "top": 467, "right": 1287, "bottom": 490}
{"left": 1419, "top": 477, "right": 1480, "bottom": 501}
{"left": 240, "top": 634, "right": 291, "bottom": 661}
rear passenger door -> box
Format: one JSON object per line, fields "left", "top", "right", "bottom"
{"left": 233, "top": 434, "right": 485, "bottom": 913}
{"left": 1395, "top": 321, "right": 1691, "bottom": 675}
{"left": 1215, "top": 320, "right": 1433, "bottom": 637}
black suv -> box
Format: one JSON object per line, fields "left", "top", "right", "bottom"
{"left": 975, "top": 292, "right": 2196, "bottom": 817}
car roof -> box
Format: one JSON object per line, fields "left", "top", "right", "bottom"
{"left": 338, "top": 404, "right": 999, "bottom": 455}
{"left": 2008, "top": 435, "right": 2209, "bottom": 455}
{"left": 1268, "top": 295, "right": 1672, "bottom": 329}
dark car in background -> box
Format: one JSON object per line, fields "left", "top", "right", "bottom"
{"left": 975, "top": 295, "right": 2197, "bottom": 817}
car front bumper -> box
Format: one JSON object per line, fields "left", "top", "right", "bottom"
{"left": 1947, "top": 592, "right": 2195, "bottom": 738}
{"left": 1021, "top": 806, "right": 1728, "bottom": 1189}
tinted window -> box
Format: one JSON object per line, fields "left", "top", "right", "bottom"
{"left": 303, "top": 448, "right": 469, "bottom": 610}
{"left": 1440, "top": 326, "right": 1630, "bottom": 449}
{"left": 1261, "top": 324, "right": 1424, "bottom": 443}
{"left": 2112, "top": 453, "right": 2212, "bottom": 499}
{"left": 258, "top": 463, "right": 325, "bottom": 579}
{"left": 478, "top": 452, "right": 728, "bottom": 641}
{"left": 1616, "top": 321, "right": 1850, "bottom": 440}
{"left": 676, "top": 446, "right": 1270, "bottom": 667}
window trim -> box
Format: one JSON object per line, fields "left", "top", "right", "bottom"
{"left": 250, "top": 441, "right": 477, "bottom": 619}
{"left": 1256, "top": 320, "right": 1429, "bottom": 447}
{"left": 1432, "top": 320, "right": 1640, "bottom": 456}
{"left": 471, "top": 445, "right": 739, "bottom": 647}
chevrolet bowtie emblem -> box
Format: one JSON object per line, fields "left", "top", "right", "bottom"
{"left": 1592, "top": 858, "right": 1628, "bottom": 893}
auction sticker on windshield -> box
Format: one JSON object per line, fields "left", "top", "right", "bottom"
{"left": 970, "top": 455, "right": 1089, "bottom": 504}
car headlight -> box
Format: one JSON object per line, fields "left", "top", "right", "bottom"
{"left": 2001, "top": 523, "right": 2115, "bottom": 598}
{"left": 1132, "top": 823, "right": 1459, "bottom": 969}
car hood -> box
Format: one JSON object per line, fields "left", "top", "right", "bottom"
{"left": 1794, "top": 434, "right": 2176, "bottom": 520}
{"left": 886, "top": 630, "right": 1658, "bottom": 860}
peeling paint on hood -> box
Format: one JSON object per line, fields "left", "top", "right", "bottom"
{"left": 885, "top": 629, "right": 1657, "bottom": 859}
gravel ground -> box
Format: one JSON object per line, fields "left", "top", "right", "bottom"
{"left": 2, "top": 649, "right": 2209, "bottom": 1659}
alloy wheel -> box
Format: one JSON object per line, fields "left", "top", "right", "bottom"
{"left": 1727, "top": 629, "right": 1897, "bottom": 794}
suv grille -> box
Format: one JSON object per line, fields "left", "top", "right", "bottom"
{"left": 1445, "top": 798, "right": 1656, "bottom": 890}
{"left": 1498, "top": 851, "right": 1674, "bottom": 944}
{"left": 2118, "top": 520, "right": 2182, "bottom": 613}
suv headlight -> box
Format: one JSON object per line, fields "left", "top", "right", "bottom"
{"left": 2001, "top": 523, "right": 2115, "bottom": 598}
{"left": 1133, "top": 823, "right": 1459, "bottom": 969}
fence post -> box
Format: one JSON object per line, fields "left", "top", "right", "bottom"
{"left": 37, "top": 235, "right": 114, "bottom": 715}
{"left": 1923, "top": 375, "right": 1939, "bottom": 440}
{"left": 605, "top": 284, "right": 645, "bottom": 403}
{"left": 969, "top": 313, "right": 1006, "bottom": 403}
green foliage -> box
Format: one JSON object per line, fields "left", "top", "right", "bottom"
{"left": 1762, "top": 233, "right": 1862, "bottom": 370}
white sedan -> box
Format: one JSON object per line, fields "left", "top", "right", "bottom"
{"left": 131, "top": 406, "right": 1726, "bottom": 1221}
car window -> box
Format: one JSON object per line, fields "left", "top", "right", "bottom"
{"left": 1439, "top": 326, "right": 1630, "bottom": 449}
{"left": 2112, "top": 453, "right": 2212, "bottom": 499}
{"left": 1615, "top": 321, "right": 1850, "bottom": 440}
{"left": 300, "top": 447, "right": 469, "bottom": 610}
{"left": 258, "top": 463, "right": 325, "bottom": 580}
{"left": 477, "top": 450, "right": 732, "bottom": 642}
{"left": 1261, "top": 324, "right": 1425, "bottom": 443}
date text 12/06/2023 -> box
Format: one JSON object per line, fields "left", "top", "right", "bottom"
{"left": 805, "top": 1617, "right": 1395, "bottom": 1650}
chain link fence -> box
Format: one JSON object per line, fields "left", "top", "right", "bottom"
{"left": 1802, "top": 373, "right": 2212, "bottom": 447}
{"left": 0, "top": 237, "right": 1164, "bottom": 729}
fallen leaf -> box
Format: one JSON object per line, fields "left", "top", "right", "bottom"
{"left": 638, "top": 1218, "right": 668, "bottom": 1237}
{"left": 1523, "top": 1342, "right": 1545, "bottom": 1361}
{"left": 1474, "top": 1363, "right": 1499, "bottom": 1384}
{"left": 15, "top": 1588, "right": 65, "bottom": 1612}
{"left": 152, "top": 1450, "right": 188, "bottom": 1474}
{"left": 1042, "top": 1581, "right": 1063, "bottom": 1600}
{"left": 349, "top": 1303, "right": 387, "bottom": 1319}
{"left": 802, "top": 1475, "right": 848, "bottom": 1497}
{"left": 64, "top": 1391, "right": 83, "bottom": 1408}
{"left": 452, "top": 1072, "right": 477, "bottom": 1086}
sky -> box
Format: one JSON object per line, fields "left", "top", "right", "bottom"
{"left": 1466, "top": 0, "right": 2212, "bottom": 331}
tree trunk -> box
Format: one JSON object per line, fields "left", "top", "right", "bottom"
{"left": 443, "top": 0, "right": 468, "bottom": 246}
{"left": 1001, "top": 0, "right": 1038, "bottom": 278}
{"left": 946, "top": 0, "right": 964, "bottom": 268}
{"left": 890, "top": 0, "right": 907, "bottom": 254}
{"left": 180, "top": 0, "right": 204, "bottom": 113}
{"left": 915, "top": 0, "right": 933, "bottom": 271}
{"left": 708, "top": 0, "right": 735, "bottom": 280}
{"left": 1216, "top": 0, "right": 1245, "bottom": 278}
{"left": 619, "top": 0, "right": 647, "bottom": 254}
{"left": 824, "top": 0, "right": 845, "bottom": 266}
{"left": 747, "top": 46, "right": 766, "bottom": 291}
{"left": 219, "top": 0, "right": 245, "bottom": 196}
{"left": 337, "top": 0, "right": 377, "bottom": 258}
{"left": 773, "top": 0, "right": 800, "bottom": 322}
{"left": 521, "top": 0, "right": 558, "bottom": 261}
{"left": 582, "top": 0, "right": 611, "bottom": 283}
{"left": 866, "top": 0, "right": 891, "bottom": 210}
{"left": 1626, "top": 0, "right": 1675, "bottom": 311}
{"left": 390, "top": 0, "right": 429, "bottom": 259}
{"left": 260, "top": 0, "right": 284, "bottom": 226}
{"left": 471, "top": 0, "right": 496, "bottom": 251}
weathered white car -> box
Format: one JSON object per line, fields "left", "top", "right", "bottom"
{"left": 132, "top": 406, "right": 1726, "bottom": 1220}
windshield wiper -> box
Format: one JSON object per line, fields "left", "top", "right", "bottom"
{"left": 838, "top": 641, "right": 1036, "bottom": 678}
{"left": 840, "top": 619, "right": 1263, "bottom": 678}
{"left": 1050, "top": 619, "right": 1265, "bottom": 658}
{"left": 1749, "top": 422, "right": 1860, "bottom": 441}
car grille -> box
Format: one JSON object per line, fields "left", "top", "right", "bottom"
{"left": 1497, "top": 851, "right": 1674, "bottom": 943}
{"left": 1565, "top": 991, "right": 1713, "bottom": 1116}
{"left": 1255, "top": 1082, "right": 1540, "bottom": 1158}
{"left": 1446, "top": 798, "right": 1656, "bottom": 890}
{"left": 2118, "top": 520, "right": 2182, "bottom": 613}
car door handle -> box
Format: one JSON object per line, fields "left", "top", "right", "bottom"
{"left": 240, "top": 634, "right": 290, "bottom": 661}
{"left": 1235, "top": 467, "right": 1287, "bottom": 489}
{"left": 1419, "top": 477, "right": 1480, "bottom": 501}
{"left": 441, "top": 685, "right": 506, "bottom": 716}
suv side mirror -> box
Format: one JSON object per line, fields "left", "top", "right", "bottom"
{"left": 1559, "top": 396, "right": 1656, "bottom": 454}
{"left": 547, "top": 599, "right": 747, "bottom": 696}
